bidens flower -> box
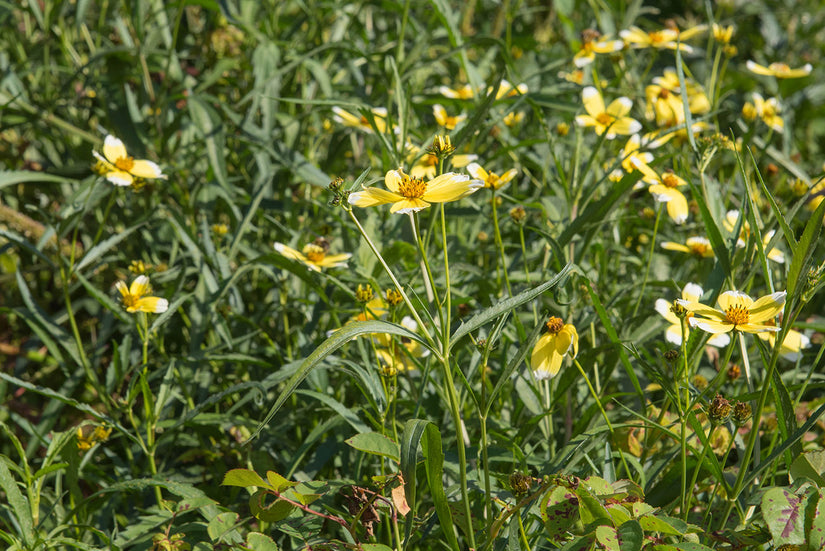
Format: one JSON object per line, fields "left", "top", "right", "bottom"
{"left": 116, "top": 275, "right": 168, "bottom": 314}
{"left": 661, "top": 236, "right": 714, "bottom": 258}
{"left": 724, "top": 210, "right": 785, "bottom": 263}
{"left": 655, "top": 283, "right": 730, "bottom": 347}
{"left": 758, "top": 327, "right": 811, "bottom": 362}
{"left": 433, "top": 104, "right": 466, "bottom": 130}
{"left": 332, "top": 106, "right": 391, "bottom": 133}
{"left": 576, "top": 87, "right": 641, "bottom": 139}
{"left": 677, "top": 290, "right": 786, "bottom": 334}
{"left": 274, "top": 239, "right": 351, "bottom": 272}
{"left": 746, "top": 93, "right": 784, "bottom": 132}
{"left": 438, "top": 83, "right": 475, "bottom": 99}
{"left": 573, "top": 29, "right": 624, "bottom": 68}
{"left": 531, "top": 317, "right": 578, "bottom": 380}
{"left": 631, "top": 159, "right": 689, "bottom": 224}
{"left": 466, "top": 162, "right": 518, "bottom": 191}
{"left": 348, "top": 168, "right": 483, "bottom": 214}
{"left": 93, "top": 135, "right": 165, "bottom": 187}
{"left": 620, "top": 25, "right": 704, "bottom": 52}
{"left": 746, "top": 60, "right": 812, "bottom": 79}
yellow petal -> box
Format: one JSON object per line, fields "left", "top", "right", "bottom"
{"left": 385, "top": 170, "right": 403, "bottom": 193}
{"left": 466, "top": 163, "right": 489, "bottom": 181}
{"left": 681, "top": 283, "right": 704, "bottom": 302}
{"left": 677, "top": 299, "right": 726, "bottom": 321}
{"left": 717, "top": 290, "right": 754, "bottom": 312}
{"left": 130, "top": 160, "right": 165, "bottom": 179}
{"left": 661, "top": 241, "right": 689, "bottom": 253}
{"left": 423, "top": 173, "right": 483, "bottom": 202}
{"left": 688, "top": 317, "right": 734, "bottom": 334}
{"left": 135, "top": 296, "right": 169, "bottom": 314}
{"left": 737, "top": 323, "right": 781, "bottom": 334}
{"left": 129, "top": 275, "right": 152, "bottom": 298}
{"left": 663, "top": 191, "right": 688, "bottom": 224}
{"left": 348, "top": 187, "right": 404, "bottom": 208}
{"left": 606, "top": 97, "right": 633, "bottom": 118}
{"left": 433, "top": 104, "right": 448, "bottom": 126}
{"left": 104, "top": 170, "right": 134, "bottom": 187}
{"left": 609, "top": 117, "right": 642, "bottom": 136}
{"left": 102, "top": 135, "right": 128, "bottom": 164}
{"left": 531, "top": 334, "right": 562, "bottom": 379}
{"left": 274, "top": 242, "right": 307, "bottom": 262}
{"left": 582, "top": 87, "right": 606, "bottom": 118}
{"left": 574, "top": 50, "right": 595, "bottom": 68}
{"left": 390, "top": 198, "right": 430, "bottom": 214}
{"left": 747, "top": 291, "right": 786, "bottom": 322}
{"left": 664, "top": 323, "right": 684, "bottom": 345}
{"left": 115, "top": 280, "right": 130, "bottom": 298}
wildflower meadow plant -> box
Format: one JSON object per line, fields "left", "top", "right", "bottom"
{"left": 3, "top": 2, "right": 825, "bottom": 551}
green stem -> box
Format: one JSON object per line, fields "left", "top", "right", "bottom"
{"left": 632, "top": 204, "right": 662, "bottom": 317}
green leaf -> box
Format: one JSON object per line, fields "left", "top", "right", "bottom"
{"left": 595, "top": 525, "right": 620, "bottom": 551}
{"left": 790, "top": 450, "right": 825, "bottom": 486}
{"left": 0, "top": 170, "right": 73, "bottom": 190}
{"left": 399, "top": 419, "right": 459, "bottom": 551}
{"left": 74, "top": 222, "right": 143, "bottom": 273}
{"left": 249, "top": 320, "right": 430, "bottom": 441}
{"left": 221, "top": 468, "right": 269, "bottom": 489}
{"left": 556, "top": 173, "right": 637, "bottom": 248}
{"left": 685, "top": 177, "right": 731, "bottom": 279}
{"left": 265, "top": 471, "right": 297, "bottom": 493}
{"left": 671, "top": 544, "right": 715, "bottom": 551}
{"left": 616, "top": 520, "right": 643, "bottom": 551}
{"left": 207, "top": 511, "right": 241, "bottom": 542}
{"left": 0, "top": 458, "right": 34, "bottom": 547}
{"left": 762, "top": 487, "right": 805, "bottom": 546}
{"left": 346, "top": 432, "right": 401, "bottom": 463}
{"left": 188, "top": 95, "right": 229, "bottom": 191}
{"left": 297, "top": 389, "right": 370, "bottom": 433}
{"left": 808, "top": 490, "right": 825, "bottom": 549}
{"left": 541, "top": 485, "right": 580, "bottom": 537}
{"left": 250, "top": 489, "right": 296, "bottom": 523}
{"left": 788, "top": 197, "right": 825, "bottom": 300}
{"left": 639, "top": 514, "right": 688, "bottom": 536}
{"left": 450, "top": 264, "right": 571, "bottom": 348}
{"left": 246, "top": 532, "right": 280, "bottom": 551}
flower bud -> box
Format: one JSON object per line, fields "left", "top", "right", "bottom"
{"left": 732, "top": 401, "right": 752, "bottom": 426}
{"left": 708, "top": 394, "right": 732, "bottom": 425}
{"left": 355, "top": 284, "right": 375, "bottom": 303}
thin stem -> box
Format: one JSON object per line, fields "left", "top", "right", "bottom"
{"left": 632, "top": 204, "right": 662, "bottom": 317}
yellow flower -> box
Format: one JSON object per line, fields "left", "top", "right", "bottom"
{"left": 644, "top": 69, "right": 710, "bottom": 128}
{"left": 76, "top": 425, "right": 113, "bottom": 451}
{"left": 466, "top": 162, "right": 518, "bottom": 191}
{"left": 750, "top": 93, "right": 784, "bottom": 132}
{"left": 630, "top": 159, "right": 689, "bottom": 224}
{"left": 620, "top": 25, "right": 704, "bottom": 52}
{"left": 610, "top": 134, "right": 654, "bottom": 184}
{"left": 405, "top": 142, "right": 476, "bottom": 180}
{"left": 116, "top": 275, "right": 168, "bottom": 314}
{"left": 642, "top": 121, "right": 711, "bottom": 148}
{"left": 438, "top": 84, "right": 475, "bottom": 99}
{"left": 433, "top": 104, "right": 466, "bottom": 130}
{"left": 530, "top": 317, "right": 578, "bottom": 380}
{"left": 573, "top": 29, "right": 624, "bottom": 68}
{"left": 92, "top": 135, "right": 166, "bottom": 187}
{"left": 655, "top": 283, "right": 731, "bottom": 347}
{"left": 490, "top": 79, "right": 528, "bottom": 99}
{"left": 712, "top": 23, "right": 735, "bottom": 44}
{"left": 724, "top": 210, "right": 785, "bottom": 263}
{"left": 575, "top": 87, "right": 642, "bottom": 139}
{"left": 746, "top": 60, "right": 812, "bottom": 79}
{"left": 661, "top": 236, "right": 715, "bottom": 258}
{"left": 677, "top": 290, "right": 786, "bottom": 334}
{"left": 559, "top": 69, "right": 585, "bottom": 85}
{"left": 757, "top": 327, "right": 811, "bottom": 361}
{"left": 348, "top": 168, "right": 483, "bottom": 214}
{"left": 373, "top": 316, "right": 430, "bottom": 375}
{"left": 332, "top": 106, "right": 391, "bottom": 133}
{"left": 274, "top": 240, "right": 351, "bottom": 272}
{"left": 808, "top": 178, "right": 825, "bottom": 212}
{"left": 503, "top": 111, "right": 525, "bottom": 127}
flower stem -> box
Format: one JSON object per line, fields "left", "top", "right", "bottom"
{"left": 632, "top": 204, "right": 662, "bottom": 317}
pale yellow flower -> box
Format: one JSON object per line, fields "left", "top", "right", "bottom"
{"left": 712, "top": 24, "right": 734, "bottom": 44}
{"left": 466, "top": 162, "right": 518, "bottom": 191}
{"left": 116, "top": 275, "right": 168, "bottom": 314}
{"left": 405, "top": 143, "right": 476, "bottom": 180}
{"left": 274, "top": 240, "right": 351, "bottom": 272}
{"left": 750, "top": 93, "right": 784, "bottom": 132}
{"left": 620, "top": 25, "right": 704, "bottom": 52}
{"left": 503, "top": 111, "right": 525, "bottom": 127}
{"left": 348, "top": 168, "right": 483, "bottom": 214}
{"left": 661, "top": 236, "right": 714, "bottom": 258}
{"left": 631, "top": 159, "right": 689, "bottom": 224}
{"left": 677, "top": 290, "right": 786, "bottom": 334}
{"left": 438, "top": 84, "right": 475, "bottom": 99}
{"left": 332, "top": 106, "right": 391, "bottom": 133}
{"left": 575, "top": 86, "right": 642, "bottom": 139}
{"left": 724, "top": 210, "right": 785, "bottom": 263}
{"left": 373, "top": 316, "right": 430, "bottom": 375}
{"left": 76, "top": 425, "right": 113, "bottom": 451}
{"left": 655, "top": 283, "right": 730, "bottom": 347}
{"left": 610, "top": 134, "right": 654, "bottom": 184}
{"left": 758, "top": 327, "right": 811, "bottom": 361}
{"left": 642, "top": 121, "right": 711, "bottom": 148}
{"left": 490, "top": 79, "right": 528, "bottom": 99}
{"left": 531, "top": 317, "right": 578, "bottom": 380}
{"left": 93, "top": 135, "right": 165, "bottom": 187}
{"left": 746, "top": 60, "right": 812, "bottom": 79}
{"left": 644, "top": 69, "right": 710, "bottom": 128}
{"left": 433, "top": 104, "right": 466, "bottom": 130}
{"left": 573, "top": 30, "right": 624, "bottom": 68}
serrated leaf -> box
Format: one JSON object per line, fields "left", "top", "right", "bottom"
{"left": 541, "top": 485, "right": 580, "bottom": 536}
{"left": 617, "top": 520, "right": 643, "bottom": 551}
{"left": 250, "top": 489, "right": 296, "bottom": 523}
{"left": 246, "top": 532, "right": 279, "bottom": 551}
{"left": 595, "top": 525, "right": 620, "bottom": 550}
{"left": 346, "top": 432, "right": 401, "bottom": 463}
{"left": 639, "top": 514, "right": 688, "bottom": 536}
{"left": 207, "top": 511, "right": 240, "bottom": 541}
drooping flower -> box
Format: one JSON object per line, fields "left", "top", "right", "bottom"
{"left": 438, "top": 84, "right": 475, "bottom": 99}
{"left": 746, "top": 60, "right": 812, "bottom": 79}
{"left": 620, "top": 24, "right": 705, "bottom": 52}
{"left": 274, "top": 238, "right": 351, "bottom": 272}
{"left": 723, "top": 210, "right": 785, "bottom": 263}
{"left": 92, "top": 135, "right": 166, "bottom": 187}
{"left": 573, "top": 29, "right": 624, "bottom": 68}
{"left": 609, "top": 134, "right": 654, "bottom": 183}
{"left": 332, "top": 106, "right": 391, "bottom": 134}
{"left": 655, "top": 283, "right": 730, "bottom": 347}
{"left": 661, "top": 236, "right": 714, "bottom": 258}
{"left": 631, "top": 159, "right": 689, "bottom": 224}
{"left": 677, "top": 290, "right": 786, "bottom": 334}
{"left": 531, "top": 317, "right": 578, "bottom": 380}
{"left": 757, "top": 327, "right": 811, "bottom": 361}
{"left": 746, "top": 93, "right": 784, "bottom": 132}
{"left": 116, "top": 275, "right": 169, "bottom": 314}
{"left": 433, "top": 104, "right": 466, "bottom": 130}
{"left": 348, "top": 168, "right": 483, "bottom": 214}
{"left": 575, "top": 87, "right": 642, "bottom": 139}
{"left": 466, "top": 162, "right": 518, "bottom": 191}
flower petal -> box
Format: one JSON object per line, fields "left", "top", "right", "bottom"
{"left": 274, "top": 242, "right": 307, "bottom": 263}
{"left": 102, "top": 135, "right": 128, "bottom": 163}
{"left": 130, "top": 160, "right": 165, "bottom": 179}
{"left": 689, "top": 317, "right": 734, "bottom": 334}
{"left": 349, "top": 187, "right": 404, "bottom": 208}
{"left": 135, "top": 297, "right": 169, "bottom": 314}
{"left": 681, "top": 283, "right": 704, "bottom": 302}
{"left": 129, "top": 275, "right": 151, "bottom": 298}
{"left": 104, "top": 170, "right": 135, "bottom": 186}
{"left": 423, "top": 173, "right": 483, "bottom": 202}
{"left": 655, "top": 298, "right": 678, "bottom": 324}
{"left": 677, "top": 299, "right": 726, "bottom": 321}
{"left": 465, "top": 163, "right": 488, "bottom": 181}
{"left": 390, "top": 198, "right": 430, "bottom": 214}
{"left": 582, "top": 87, "right": 606, "bottom": 118}
{"left": 606, "top": 97, "right": 633, "bottom": 118}
{"left": 747, "top": 291, "right": 786, "bottom": 322}
{"left": 115, "top": 280, "right": 130, "bottom": 298}
{"left": 717, "top": 290, "right": 753, "bottom": 311}
{"left": 664, "top": 323, "right": 683, "bottom": 345}
{"left": 531, "top": 334, "right": 563, "bottom": 379}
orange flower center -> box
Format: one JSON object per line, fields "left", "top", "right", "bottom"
{"left": 115, "top": 156, "right": 135, "bottom": 172}
{"left": 690, "top": 242, "right": 709, "bottom": 256}
{"left": 724, "top": 305, "right": 749, "bottom": 326}
{"left": 662, "top": 172, "right": 681, "bottom": 188}
{"left": 545, "top": 316, "right": 564, "bottom": 335}
{"left": 486, "top": 173, "right": 500, "bottom": 188}
{"left": 302, "top": 244, "right": 326, "bottom": 263}
{"left": 122, "top": 294, "right": 139, "bottom": 309}
{"left": 596, "top": 112, "right": 614, "bottom": 126}
{"left": 649, "top": 31, "right": 666, "bottom": 44}
{"left": 659, "top": 89, "right": 670, "bottom": 99}
{"left": 769, "top": 63, "right": 790, "bottom": 74}
{"left": 398, "top": 174, "right": 428, "bottom": 199}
